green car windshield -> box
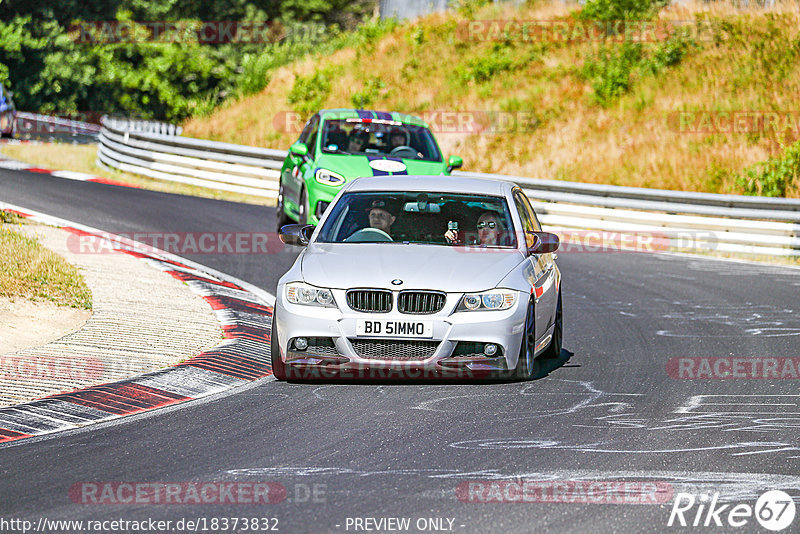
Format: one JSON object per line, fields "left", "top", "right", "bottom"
{"left": 317, "top": 191, "right": 517, "bottom": 248}
{"left": 320, "top": 119, "right": 442, "bottom": 162}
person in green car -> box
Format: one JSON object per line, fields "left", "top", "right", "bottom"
{"left": 347, "top": 127, "right": 370, "bottom": 153}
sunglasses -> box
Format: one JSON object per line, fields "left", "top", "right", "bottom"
{"left": 476, "top": 221, "right": 497, "bottom": 229}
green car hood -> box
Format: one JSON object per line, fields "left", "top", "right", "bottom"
{"left": 314, "top": 154, "right": 447, "bottom": 181}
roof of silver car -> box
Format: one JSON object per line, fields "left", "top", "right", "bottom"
{"left": 344, "top": 175, "right": 515, "bottom": 195}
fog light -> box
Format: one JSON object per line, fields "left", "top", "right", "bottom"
{"left": 294, "top": 338, "right": 308, "bottom": 351}
{"left": 484, "top": 343, "right": 498, "bottom": 356}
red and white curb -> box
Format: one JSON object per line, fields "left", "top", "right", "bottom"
{"left": 0, "top": 202, "right": 275, "bottom": 444}
{"left": 0, "top": 154, "right": 136, "bottom": 188}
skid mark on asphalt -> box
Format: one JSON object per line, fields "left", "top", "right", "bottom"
{"left": 447, "top": 438, "right": 799, "bottom": 457}
{"left": 409, "top": 379, "right": 641, "bottom": 421}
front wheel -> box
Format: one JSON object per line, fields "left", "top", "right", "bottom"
{"left": 512, "top": 299, "right": 539, "bottom": 380}
{"left": 270, "top": 312, "right": 287, "bottom": 381}
{"left": 276, "top": 180, "right": 291, "bottom": 230}
{"left": 540, "top": 290, "right": 562, "bottom": 359}
{"left": 298, "top": 188, "right": 309, "bottom": 225}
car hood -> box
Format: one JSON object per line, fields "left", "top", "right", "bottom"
{"left": 315, "top": 154, "right": 446, "bottom": 179}
{"left": 301, "top": 243, "right": 525, "bottom": 292}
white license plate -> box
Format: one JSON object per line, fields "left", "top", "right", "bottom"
{"left": 356, "top": 319, "right": 433, "bottom": 338}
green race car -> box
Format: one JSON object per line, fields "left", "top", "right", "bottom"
{"left": 276, "top": 109, "right": 462, "bottom": 228}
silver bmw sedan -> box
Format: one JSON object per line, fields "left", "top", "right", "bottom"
{"left": 272, "top": 175, "right": 562, "bottom": 381}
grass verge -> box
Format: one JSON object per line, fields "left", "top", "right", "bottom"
{"left": 183, "top": 0, "right": 800, "bottom": 198}
{"left": 0, "top": 212, "right": 92, "bottom": 309}
{"left": 1, "top": 143, "right": 276, "bottom": 207}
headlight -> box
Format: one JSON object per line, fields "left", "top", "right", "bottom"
{"left": 315, "top": 169, "right": 346, "bottom": 186}
{"left": 457, "top": 290, "right": 516, "bottom": 311}
{"left": 286, "top": 282, "right": 336, "bottom": 307}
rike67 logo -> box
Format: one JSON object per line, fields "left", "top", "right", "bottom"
{"left": 668, "top": 490, "right": 796, "bottom": 531}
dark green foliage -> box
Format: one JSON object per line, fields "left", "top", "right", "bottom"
{"left": 0, "top": 1, "right": 378, "bottom": 121}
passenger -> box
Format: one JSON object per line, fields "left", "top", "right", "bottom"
{"left": 347, "top": 127, "right": 370, "bottom": 153}
{"left": 444, "top": 211, "right": 504, "bottom": 245}
{"left": 475, "top": 211, "right": 503, "bottom": 245}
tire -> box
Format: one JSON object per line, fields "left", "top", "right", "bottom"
{"left": 512, "top": 299, "right": 539, "bottom": 380}
{"left": 270, "top": 312, "right": 287, "bottom": 381}
{"left": 540, "top": 290, "right": 563, "bottom": 359}
{"left": 298, "top": 187, "right": 309, "bottom": 225}
{"left": 276, "top": 179, "right": 292, "bottom": 230}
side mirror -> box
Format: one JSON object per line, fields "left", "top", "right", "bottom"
{"left": 446, "top": 155, "right": 463, "bottom": 173}
{"left": 528, "top": 232, "right": 559, "bottom": 255}
{"left": 289, "top": 142, "right": 308, "bottom": 159}
{"left": 279, "top": 224, "right": 314, "bottom": 246}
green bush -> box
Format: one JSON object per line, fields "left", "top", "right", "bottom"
{"left": 350, "top": 76, "right": 386, "bottom": 108}
{"left": 458, "top": 44, "right": 516, "bottom": 83}
{"left": 737, "top": 140, "right": 800, "bottom": 197}
{"left": 577, "top": 0, "right": 667, "bottom": 22}
{"left": 287, "top": 67, "right": 338, "bottom": 115}
{"left": 581, "top": 31, "right": 693, "bottom": 106}
{"left": 581, "top": 42, "right": 642, "bottom": 105}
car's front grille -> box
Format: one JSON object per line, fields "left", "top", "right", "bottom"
{"left": 347, "top": 290, "right": 392, "bottom": 313}
{"left": 350, "top": 339, "right": 439, "bottom": 360}
{"left": 398, "top": 291, "right": 446, "bottom": 315}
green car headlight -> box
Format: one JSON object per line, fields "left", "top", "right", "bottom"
{"left": 286, "top": 282, "right": 336, "bottom": 307}
{"left": 457, "top": 290, "right": 516, "bottom": 311}
{"left": 315, "top": 169, "right": 346, "bottom": 186}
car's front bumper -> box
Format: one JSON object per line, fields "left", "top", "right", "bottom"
{"left": 274, "top": 289, "right": 527, "bottom": 379}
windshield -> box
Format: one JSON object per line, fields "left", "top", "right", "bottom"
{"left": 319, "top": 119, "right": 442, "bottom": 162}
{"left": 317, "top": 191, "right": 517, "bottom": 248}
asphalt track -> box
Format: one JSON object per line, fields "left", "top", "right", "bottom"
{"left": 2, "top": 168, "right": 800, "bottom": 533}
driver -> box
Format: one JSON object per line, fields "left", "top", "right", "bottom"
{"left": 367, "top": 199, "right": 396, "bottom": 235}
{"left": 387, "top": 126, "right": 410, "bottom": 152}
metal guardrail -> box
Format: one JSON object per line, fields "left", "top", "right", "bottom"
{"left": 98, "top": 116, "right": 280, "bottom": 198}
{"left": 97, "top": 117, "right": 800, "bottom": 256}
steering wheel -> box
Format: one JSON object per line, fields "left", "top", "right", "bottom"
{"left": 344, "top": 227, "right": 393, "bottom": 243}
{"left": 389, "top": 145, "right": 417, "bottom": 158}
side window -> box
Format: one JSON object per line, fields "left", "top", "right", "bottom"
{"left": 298, "top": 114, "right": 319, "bottom": 146}
{"left": 513, "top": 191, "right": 537, "bottom": 249}
{"left": 518, "top": 191, "right": 543, "bottom": 231}
{"left": 306, "top": 119, "right": 320, "bottom": 159}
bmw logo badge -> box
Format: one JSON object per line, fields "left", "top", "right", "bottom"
{"left": 391, "top": 279, "right": 403, "bottom": 286}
